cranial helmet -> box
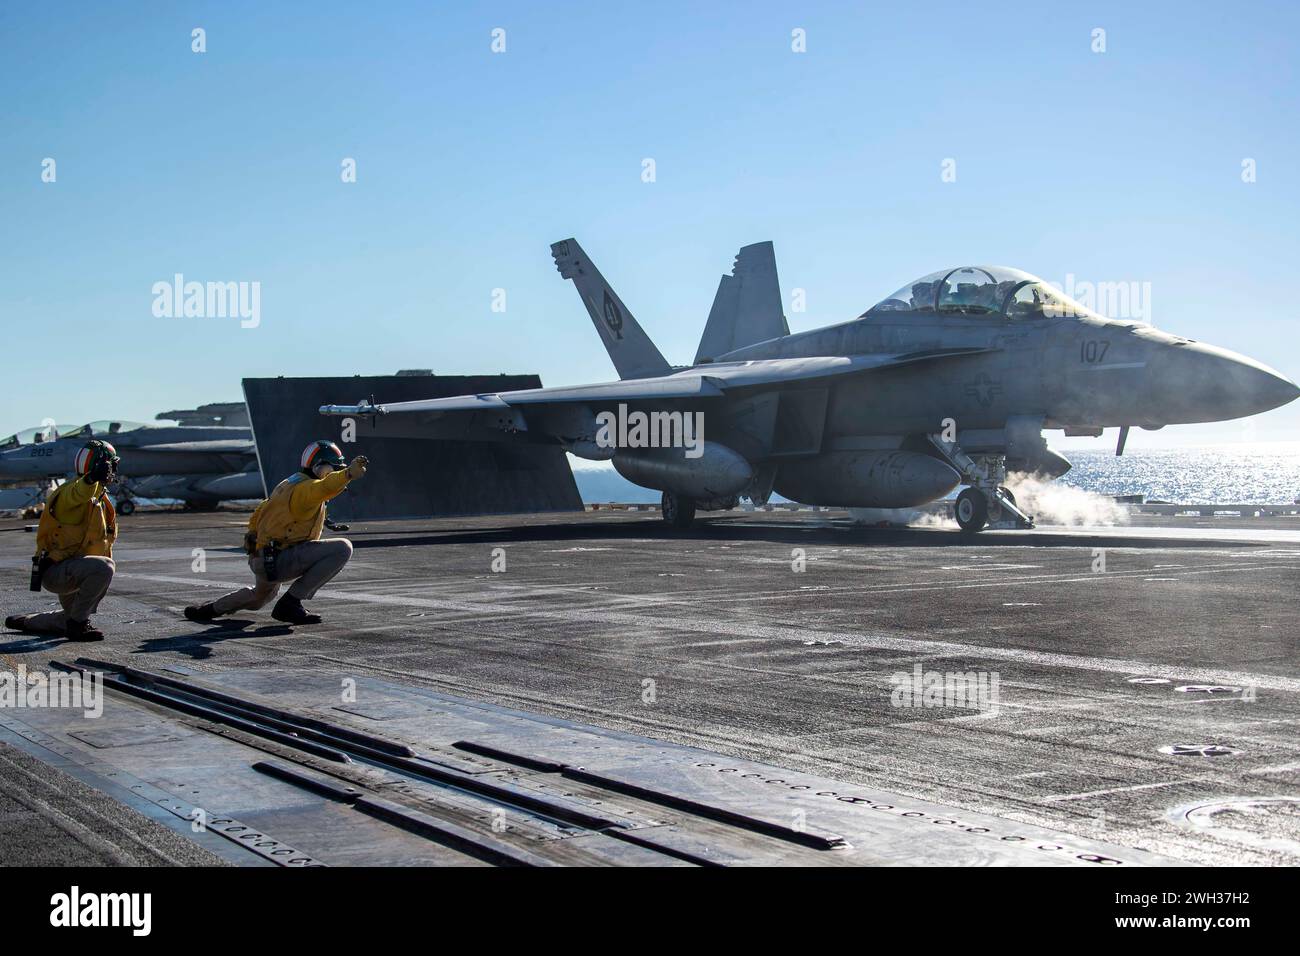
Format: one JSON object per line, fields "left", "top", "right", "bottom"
{"left": 300, "top": 440, "right": 346, "bottom": 475}
{"left": 74, "top": 440, "right": 119, "bottom": 477}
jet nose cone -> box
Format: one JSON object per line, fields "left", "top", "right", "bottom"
{"left": 1257, "top": 367, "right": 1300, "bottom": 412}
{"left": 1222, "top": 353, "right": 1300, "bottom": 416}
{"left": 1150, "top": 340, "right": 1300, "bottom": 424}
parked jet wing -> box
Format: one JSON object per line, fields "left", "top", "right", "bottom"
{"left": 320, "top": 348, "right": 994, "bottom": 419}
{"left": 129, "top": 439, "right": 258, "bottom": 454}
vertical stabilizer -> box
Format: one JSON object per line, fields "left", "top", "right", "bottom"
{"left": 550, "top": 238, "right": 672, "bottom": 381}
{"left": 694, "top": 241, "right": 789, "bottom": 364}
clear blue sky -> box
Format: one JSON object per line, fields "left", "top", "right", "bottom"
{"left": 3, "top": 1, "right": 1297, "bottom": 449}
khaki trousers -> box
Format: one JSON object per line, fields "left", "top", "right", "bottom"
{"left": 210, "top": 538, "right": 353, "bottom": 615}
{"left": 21, "top": 556, "right": 115, "bottom": 633}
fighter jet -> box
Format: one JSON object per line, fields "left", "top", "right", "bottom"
{"left": 322, "top": 241, "right": 1300, "bottom": 532}
{"left": 0, "top": 419, "right": 258, "bottom": 514}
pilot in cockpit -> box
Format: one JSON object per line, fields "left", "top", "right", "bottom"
{"left": 909, "top": 281, "right": 934, "bottom": 310}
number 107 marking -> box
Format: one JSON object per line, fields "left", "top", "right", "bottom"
{"left": 1081, "top": 340, "right": 1110, "bottom": 363}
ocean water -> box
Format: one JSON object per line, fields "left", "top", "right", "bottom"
{"left": 1058, "top": 444, "right": 1300, "bottom": 503}
{"left": 569, "top": 443, "right": 1300, "bottom": 505}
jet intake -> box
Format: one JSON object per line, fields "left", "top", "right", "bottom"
{"left": 613, "top": 442, "right": 752, "bottom": 499}
{"left": 774, "top": 451, "right": 960, "bottom": 508}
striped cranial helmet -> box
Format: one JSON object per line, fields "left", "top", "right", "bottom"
{"left": 300, "top": 439, "right": 346, "bottom": 474}
{"left": 74, "top": 440, "right": 119, "bottom": 476}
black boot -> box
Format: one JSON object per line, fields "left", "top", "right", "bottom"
{"left": 5, "top": 614, "right": 32, "bottom": 632}
{"left": 184, "top": 603, "right": 220, "bottom": 622}
{"left": 271, "top": 594, "right": 321, "bottom": 625}
{"left": 65, "top": 619, "right": 105, "bottom": 642}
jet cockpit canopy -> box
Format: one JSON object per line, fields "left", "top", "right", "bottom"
{"left": 59, "top": 420, "right": 153, "bottom": 440}
{"left": 865, "top": 266, "right": 1098, "bottom": 320}
{"left": 0, "top": 424, "right": 74, "bottom": 450}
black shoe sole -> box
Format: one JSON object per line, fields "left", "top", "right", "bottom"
{"left": 270, "top": 614, "right": 322, "bottom": 625}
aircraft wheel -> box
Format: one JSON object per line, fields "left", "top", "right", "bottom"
{"left": 954, "top": 488, "right": 987, "bottom": 533}
{"left": 116, "top": 498, "right": 136, "bottom": 516}
{"left": 661, "top": 491, "right": 696, "bottom": 529}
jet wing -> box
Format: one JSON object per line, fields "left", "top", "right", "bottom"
{"left": 691, "top": 348, "right": 993, "bottom": 389}
{"left": 320, "top": 348, "right": 994, "bottom": 420}
{"left": 323, "top": 375, "right": 726, "bottom": 418}
{"left": 129, "top": 439, "right": 258, "bottom": 454}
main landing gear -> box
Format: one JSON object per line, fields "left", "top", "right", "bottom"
{"left": 661, "top": 491, "right": 696, "bottom": 529}
{"left": 659, "top": 492, "right": 738, "bottom": 529}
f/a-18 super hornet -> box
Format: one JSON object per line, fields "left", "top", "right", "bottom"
{"left": 322, "top": 240, "right": 1299, "bottom": 532}
{"left": 0, "top": 419, "right": 260, "bottom": 514}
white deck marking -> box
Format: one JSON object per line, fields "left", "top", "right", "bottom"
{"left": 1043, "top": 779, "right": 1204, "bottom": 802}
{"left": 121, "top": 569, "right": 1300, "bottom": 693}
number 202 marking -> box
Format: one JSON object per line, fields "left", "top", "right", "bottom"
{"left": 1081, "top": 340, "right": 1109, "bottom": 363}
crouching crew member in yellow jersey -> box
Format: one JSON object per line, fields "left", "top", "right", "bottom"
{"left": 185, "top": 440, "right": 368, "bottom": 626}
{"left": 5, "top": 440, "right": 119, "bottom": 642}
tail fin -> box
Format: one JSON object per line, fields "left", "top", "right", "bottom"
{"left": 550, "top": 238, "right": 672, "bottom": 381}
{"left": 694, "top": 241, "right": 789, "bottom": 364}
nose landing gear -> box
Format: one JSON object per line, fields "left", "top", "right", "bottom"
{"left": 109, "top": 477, "right": 137, "bottom": 516}
{"left": 954, "top": 487, "right": 987, "bottom": 532}
{"left": 928, "top": 434, "right": 1034, "bottom": 533}
{"left": 954, "top": 485, "right": 1020, "bottom": 533}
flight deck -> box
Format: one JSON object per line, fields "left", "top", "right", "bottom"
{"left": 2, "top": 508, "right": 1297, "bottom": 866}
